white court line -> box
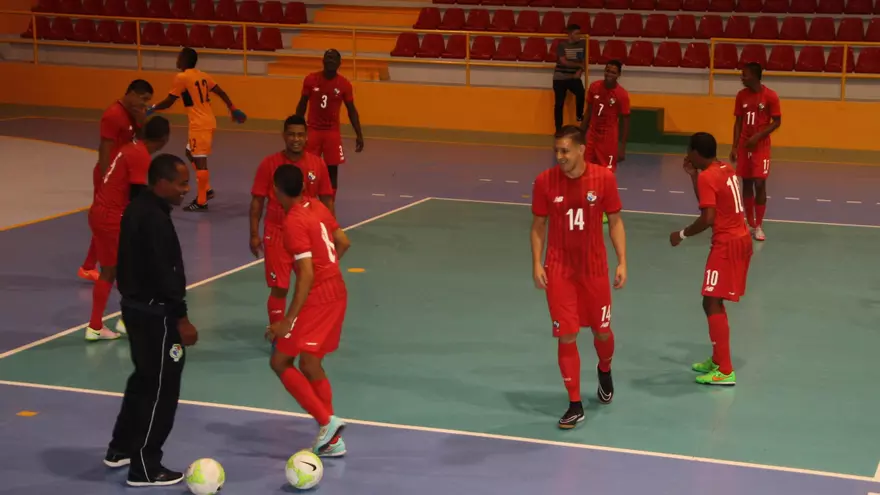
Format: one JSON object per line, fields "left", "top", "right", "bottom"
{"left": 642, "top": 188, "right": 656, "bottom": 192}
{"left": 785, "top": 197, "right": 800, "bottom": 201}
{"left": 429, "top": 197, "right": 880, "bottom": 229}
{"left": 669, "top": 190, "right": 685, "bottom": 194}
{"left": 371, "top": 193, "right": 386, "bottom": 197}
{"left": 0, "top": 197, "right": 431, "bottom": 361}
{"left": 0, "top": 379, "right": 876, "bottom": 484}
{"left": 847, "top": 200, "right": 862, "bottom": 204}
{"left": 817, "top": 199, "right": 832, "bottom": 202}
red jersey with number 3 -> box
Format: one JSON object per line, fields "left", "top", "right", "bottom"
{"left": 100, "top": 101, "right": 138, "bottom": 161}
{"left": 302, "top": 72, "right": 354, "bottom": 131}
{"left": 697, "top": 162, "right": 750, "bottom": 245}
{"left": 92, "top": 141, "right": 151, "bottom": 223}
{"left": 734, "top": 85, "right": 780, "bottom": 150}
{"left": 532, "top": 164, "right": 622, "bottom": 279}
{"left": 586, "top": 81, "right": 630, "bottom": 145}
{"left": 283, "top": 199, "right": 347, "bottom": 304}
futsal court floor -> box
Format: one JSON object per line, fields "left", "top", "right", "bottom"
{"left": 1, "top": 114, "right": 879, "bottom": 495}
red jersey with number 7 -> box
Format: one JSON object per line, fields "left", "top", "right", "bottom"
{"left": 734, "top": 85, "right": 780, "bottom": 150}
{"left": 302, "top": 72, "right": 354, "bottom": 131}
{"left": 697, "top": 161, "right": 750, "bottom": 245}
{"left": 283, "top": 199, "right": 347, "bottom": 304}
{"left": 531, "top": 164, "right": 622, "bottom": 279}
{"left": 586, "top": 81, "right": 630, "bottom": 145}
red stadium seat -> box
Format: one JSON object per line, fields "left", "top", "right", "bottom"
{"left": 416, "top": 33, "right": 443, "bottom": 57}
{"left": 604, "top": 0, "right": 630, "bottom": 8}
{"left": 670, "top": 14, "right": 697, "bottom": 38}
{"left": 643, "top": 14, "right": 669, "bottom": 38}
{"left": 751, "top": 16, "right": 779, "bottom": 39}
{"left": 713, "top": 43, "right": 737, "bottom": 68}
{"left": 148, "top": 0, "right": 172, "bottom": 18}
{"left": 171, "top": 0, "right": 192, "bottom": 18}
{"left": 546, "top": 38, "right": 561, "bottom": 62}
{"left": 520, "top": 37, "right": 547, "bottom": 61}
{"left": 788, "top": 0, "right": 816, "bottom": 12}
{"left": 233, "top": 26, "right": 259, "bottom": 50}
{"left": 116, "top": 21, "right": 136, "bottom": 43}
{"left": 761, "top": 0, "right": 788, "bottom": 13}
{"left": 259, "top": 27, "right": 282, "bottom": 50}
{"left": 844, "top": 0, "right": 872, "bottom": 14}
{"left": 488, "top": 10, "right": 515, "bottom": 32}
{"left": 21, "top": 17, "right": 50, "bottom": 38}
{"left": 875, "top": 0, "right": 880, "bottom": 13}
{"left": 866, "top": 19, "right": 880, "bottom": 42}
{"left": 188, "top": 24, "right": 212, "bottom": 46}
{"left": 391, "top": 32, "right": 418, "bottom": 56}
{"left": 530, "top": 0, "right": 554, "bottom": 8}
{"left": 211, "top": 24, "right": 235, "bottom": 48}
{"left": 681, "top": 42, "right": 709, "bottom": 67}
{"left": 413, "top": 7, "right": 440, "bottom": 29}
{"left": 70, "top": 18, "right": 96, "bottom": 41}
{"left": 836, "top": 18, "right": 863, "bottom": 42}
{"left": 616, "top": 13, "right": 643, "bottom": 37}
{"left": 513, "top": 10, "right": 539, "bottom": 33}
{"left": 539, "top": 11, "right": 565, "bottom": 34}
{"left": 654, "top": 41, "right": 682, "bottom": 66}
{"left": 779, "top": 17, "right": 806, "bottom": 40}
{"left": 192, "top": 0, "right": 215, "bottom": 19}
{"left": 283, "top": 2, "right": 307, "bottom": 24}
{"left": 735, "top": 0, "right": 762, "bottom": 12}
{"left": 81, "top": 0, "right": 103, "bottom": 15}
{"left": 438, "top": 8, "right": 465, "bottom": 30}
{"left": 215, "top": 0, "right": 238, "bottom": 21}
{"left": 464, "top": 9, "right": 490, "bottom": 30}
{"left": 458, "top": 0, "right": 481, "bottom": 6}
{"left": 854, "top": 47, "right": 880, "bottom": 73}
{"left": 707, "top": 0, "right": 734, "bottom": 12}
{"left": 441, "top": 34, "right": 466, "bottom": 58}
{"left": 59, "top": 0, "right": 83, "bottom": 13}
{"left": 696, "top": 14, "right": 722, "bottom": 38}
{"left": 816, "top": 0, "right": 843, "bottom": 13}
{"left": 567, "top": 12, "right": 590, "bottom": 33}
{"left": 794, "top": 46, "right": 824, "bottom": 72}
{"left": 470, "top": 35, "right": 496, "bottom": 59}
{"left": 261, "top": 1, "right": 282, "bottom": 22}
{"left": 125, "top": 0, "right": 147, "bottom": 17}
{"left": 724, "top": 16, "right": 750, "bottom": 39}
{"left": 807, "top": 17, "right": 835, "bottom": 41}
{"left": 825, "top": 46, "right": 854, "bottom": 72}
{"left": 140, "top": 21, "right": 165, "bottom": 45}
{"left": 631, "top": 0, "right": 657, "bottom": 9}
{"left": 589, "top": 37, "right": 600, "bottom": 63}
{"left": 765, "top": 45, "right": 794, "bottom": 70}
{"left": 46, "top": 17, "right": 73, "bottom": 40}
{"left": 579, "top": 0, "right": 603, "bottom": 6}
{"left": 682, "top": 0, "right": 709, "bottom": 10}
{"left": 494, "top": 36, "right": 522, "bottom": 60}
{"left": 591, "top": 12, "right": 617, "bottom": 37}
{"left": 657, "top": 0, "right": 682, "bottom": 9}
{"left": 93, "top": 19, "right": 118, "bottom": 42}
{"left": 599, "top": 39, "right": 627, "bottom": 63}
{"left": 627, "top": 40, "right": 654, "bottom": 66}
{"left": 238, "top": 0, "right": 261, "bottom": 22}
{"left": 164, "top": 23, "right": 188, "bottom": 45}
{"left": 32, "top": 0, "right": 58, "bottom": 12}
{"left": 554, "top": 0, "right": 578, "bottom": 7}
{"left": 103, "top": 0, "right": 125, "bottom": 15}
{"left": 738, "top": 44, "right": 766, "bottom": 68}
{"left": 433, "top": 0, "right": 454, "bottom": 5}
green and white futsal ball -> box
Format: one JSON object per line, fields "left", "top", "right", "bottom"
{"left": 185, "top": 458, "right": 226, "bottom": 495}
{"left": 286, "top": 450, "right": 323, "bottom": 490}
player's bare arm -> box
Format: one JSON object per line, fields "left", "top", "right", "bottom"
{"left": 210, "top": 85, "right": 247, "bottom": 123}
{"left": 344, "top": 100, "right": 365, "bottom": 152}
{"left": 295, "top": 95, "right": 309, "bottom": 118}
{"left": 618, "top": 115, "right": 630, "bottom": 163}
{"left": 606, "top": 212, "right": 627, "bottom": 289}
{"left": 150, "top": 94, "right": 179, "bottom": 113}
{"left": 267, "top": 257, "right": 315, "bottom": 340}
{"left": 670, "top": 206, "right": 714, "bottom": 247}
{"left": 332, "top": 229, "right": 350, "bottom": 259}
{"left": 530, "top": 215, "right": 548, "bottom": 289}
{"left": 248, "top": 195, "right": 266, "bottom": 257}
{"left": 730, "top": 115, "right": 742, "bottom": 162}
{"left": 580, "top": 103, "right": 592, "bottom": 132}
{"left": 319, "top": 194, "right": 335, "bottom": 216}
{"left": 745, "top": 115, "right": 781, "bottom": 150}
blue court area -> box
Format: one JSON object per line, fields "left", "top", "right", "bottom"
{"left": 1, "top": 115, "right": 880, "bottom": 494}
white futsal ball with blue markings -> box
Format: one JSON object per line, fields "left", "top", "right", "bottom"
{"left": 185, "top": 458, "right": 225, "bottom": 495}
{"left": 286, "top": 450, "right": 323, "bottom": 490}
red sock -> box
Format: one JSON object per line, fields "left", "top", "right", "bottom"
{"left": 594, "top": 330, "right": 615, "bottom": 372}
{"left": 82, "top": 237, "right": 98, "bottom": 271}
{"left": 755, "top": 204, "right": 766, "bottom": 227}
{"left": 310, "top": 378, "right": 333, "bottom": 415}
{"left": 89, "top": 279, "right": 112, "bottom": 329}
{"left": 557, "top": 341, "right": 581, "bottom": 402}
{"left": 707, "top": 312, "right": 733, "bottom": 375}
{"left": 744, "top": 197, "right": 756, "bottom": 228}
{"left": 267, "top": 295, "right": 286, "bottom": 325}
{"left": 280, "top": 367, "right": 331, "bottom": 425}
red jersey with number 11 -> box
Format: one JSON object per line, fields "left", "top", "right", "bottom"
{"left": 697, "top": 161, "right": 750, "bottom": 245}
{"left": 283, "top": 199, "right": 347, "bottom": 304}
{"left": 734, "top": 85, "right": 780, "bottom": 150}
{"left": 532, "top": 164, "right": 622, "bottom": 279}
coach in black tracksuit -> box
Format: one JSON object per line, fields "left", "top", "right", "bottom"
{"left": 103, "top": 153, "right": 199, "bottom": 487}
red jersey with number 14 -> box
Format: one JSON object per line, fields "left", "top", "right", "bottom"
{"left": 697, "top": 161, "right": 750, "bottom": 245}
{"left": 302, "top": 72, "right": 354, "bottom": 131}
{"left": 283, "top": 199, "right": 347, "bottom": 305}
{"left": 92, "top": 141, "right": 151, "bottom": 222}
{"left": 734, "top": 85, "right": 781, "bottom": 150}
{"left": 532, "top": 164, "right": 622, "bottom": 279}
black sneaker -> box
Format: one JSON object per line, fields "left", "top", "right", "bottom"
{"left": 597, "top": 366, "right": 614, "bottom": 404}
{"left": 126, "top": 466, "right": 184, "bottom": 487}
{"left": 558, "top": 401, "right": 585, "bottom": 429}
{"left": 183, "top": 199, "right": 208, "bottom": 212}
{"left": 102, "top": 448, "right": 130, "bottom": 468}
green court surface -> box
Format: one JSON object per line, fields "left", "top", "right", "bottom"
{"left": 2, "top": 199, "right": 878, "bottom": 477}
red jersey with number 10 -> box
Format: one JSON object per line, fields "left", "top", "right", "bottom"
{"left": 283, "top": 199, "right": 347, "bottom": 304}
{"left": 532, "top": 164, "right": 622, "bottom": 279}
{"left": 734, "top": 85, "right": 781, "bottom": 150}
{"left": 697, "top": 161, "right": 750, "bottom": 245}
{"left": 302, "top": 72, "right": 354, "bottom": 131}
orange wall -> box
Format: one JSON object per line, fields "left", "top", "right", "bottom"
{"left": 0, "top": 0, "right": 34, "bottom": 34}
{"left": 0, "top": 62, "right": 875, "bottom": 151}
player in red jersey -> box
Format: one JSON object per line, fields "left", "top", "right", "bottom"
{"left": 295, "top": 49, "right": 364, "bottom": 199}
{"left": 79, "top": 80, "right": 154, "bottom": 282}
{"left": 580, "top": 60, "right": 630, "bottom": 174}
{"left": 250, "top": 115, "right": 335, "bottom": 332}
{"left": 731, "top": 62, "right": 781, "bottom": 242}
{"left": 531, "top": 125, "right": 628, "bottom": 429}
{"left": 670, "top": 132, "right": 753, "bottom": 386}
{"left": 85, "top": 116, "right": 171, "bottom": 341}
{"left": 266, "top": 164, "right": 350, "bottom": 457}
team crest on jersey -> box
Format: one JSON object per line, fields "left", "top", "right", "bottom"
{"left": 609, "top": 98, "right": 616, "bottom": 106}
{"left": 586, "top": 191, "right": 598, "bottom": 203}
{"left": 169, "top": 344, "right": 183, "bottom": 363}
{"left": 334, "top": 88, "right": 340, "bottom": 95}
{"left": 758, "top": 103, "right": 765, "bottom": 110}
{"left": 307, "top": 171, "right": 316, "bottom": 182}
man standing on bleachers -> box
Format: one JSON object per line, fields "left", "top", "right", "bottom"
{"left": 552, "top": 24, "right": 586, "bottom": 134}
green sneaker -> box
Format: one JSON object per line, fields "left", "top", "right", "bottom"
{"left": 696, "top": 369, "right": 736, "bottom": 386}
{"left": 691, "top": 357, "right": 719, "bottom": 373}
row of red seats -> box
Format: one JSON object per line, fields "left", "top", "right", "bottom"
{"left": 415, "top": 8, "right": 880, "bottom": 42}
{"left": 32, "top": 0, "right": 307, "bottom": 24}
{"left": 432, "top": 0, "right": 880, "bottom": 15}
{"left": 21, "top": 16, "right": 283, "bottom": 50}
{"left": 391, "top": 32, "right": 880, "bottom": 71}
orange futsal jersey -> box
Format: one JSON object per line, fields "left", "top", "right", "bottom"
{"left": 170, "top": 68, "right": 217, "bottom": 131}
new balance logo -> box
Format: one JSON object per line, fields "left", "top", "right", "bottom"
{"left": 553, "top": 196, "right": 564, "bottom": 203}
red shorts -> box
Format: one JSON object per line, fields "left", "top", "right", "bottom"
{"left": 264, "top": 239, "right": 292, "bottom": 289}
{"left": 276, "top": 298, "right": 347, "bottom": 358}
{"left": 88, "top": 208, "right": 121, "bottom": 267}
{"left": 545, "top": 272, "right": 613, "bottom": 337}
{"left": 735, "top": 146, "right": 771, "bottom": 179}
{"left": 585, "top": 135, "right": 618, "bottom": 173}
{"left": 702, "top": 235, "right": 753, "bottom": 302}
{"left": 306, "top": 129, "right": 345, "bottom": 166}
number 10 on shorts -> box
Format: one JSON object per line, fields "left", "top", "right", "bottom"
{"left": 705, "top": 269, "right": 719, "bottom": 288}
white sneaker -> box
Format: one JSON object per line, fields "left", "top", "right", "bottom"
{"left": 115, "top": 318, "right": 127, "bottom": 335}
{"left": 85, "top": 326, "right": 120, "bottom": 341}
{"left": 753, "top": 226, "right": 766, "bottom": 241}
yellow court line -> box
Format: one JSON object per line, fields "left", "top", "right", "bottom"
{"left": 9, "top": 115, "right": 880, "bottom": 167}
{"left": 0, "top": 206, "right": 90, "bottom": 233}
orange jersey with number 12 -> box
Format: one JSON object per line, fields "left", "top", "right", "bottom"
{"left": 170, "top": 68, "right": 217, "bottom": 131}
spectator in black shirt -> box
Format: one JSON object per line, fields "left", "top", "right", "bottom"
{"left": 103, "top": 153, "right": 199, "bottom": 487}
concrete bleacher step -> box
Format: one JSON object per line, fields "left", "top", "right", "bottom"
{"left": 312, "top": 5, "right": 420, "bottom": 27}
{"left": 289, "top": 28, "right": 399, "bottom": 53}
{"left": 268, "top": 49, "right": 390, "bottom": 80}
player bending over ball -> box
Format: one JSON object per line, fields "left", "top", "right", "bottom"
{"left": 530, "top": 125, "right": 628, "bottom": 429}
{"left": 670, "top": 132, "right": 753, "bottom": 386}
{"left": 266, "top": 164, "right": 350, "bottom": 456}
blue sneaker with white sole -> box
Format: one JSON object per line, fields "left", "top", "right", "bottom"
{"left": 317, "top": 438, "right": 346, "bottom": 457}
{"left": 312, "top": 415, "right": 345, "bottom": 452}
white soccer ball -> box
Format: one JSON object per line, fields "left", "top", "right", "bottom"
{"left": 185, "top": 458, "right": 225, "bottom": 495}
{"left": 285, "top": 450, "right": 323, "bottom": 490}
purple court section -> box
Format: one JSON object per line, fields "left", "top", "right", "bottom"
{"left": 2, "top": 384, "right": 878, "bottom": 495}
